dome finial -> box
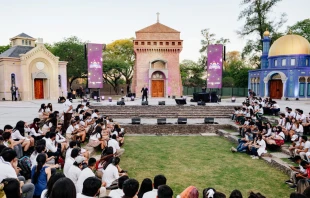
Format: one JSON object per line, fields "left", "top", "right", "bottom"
{"left": 263, "top": 28, "right": 270, "bottom": 37}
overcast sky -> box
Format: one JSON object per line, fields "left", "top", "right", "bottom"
{"left": 0, "top": 0, "right": 309, "bottom": 61}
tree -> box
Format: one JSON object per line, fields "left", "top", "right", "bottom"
{"left": 0, "top": 45, "right": 10, "bottom": 54}
{"left": 49, "top": 36, "right": 87, "bottom": 88}
{"left": 237, "top": 0, "right": 287, "bottom": 67}
{"left": 180, "top": 60, "right": 205, "bottom": 87}
{"left": 288, "top": 19, "right": 310, "bottom": 42}
{"left": 104, "top": 39, "right": 135, "bottom": 86}
{"left": 222, "top": 77, "right": 235, "bottom": 87}
{"left": 102, "top": 59, "right": 126, "bottom": 94}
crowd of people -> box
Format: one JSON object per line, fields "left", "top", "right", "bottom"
{"left": 1, "top": 95, "right": 310, "bottom": 198}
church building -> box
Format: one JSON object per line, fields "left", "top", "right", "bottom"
{"left": 248, "top": 30, "right": 310, "bottom": 99}
{"left": 0, "top": 33, "right": 68, "bottom": 101}
{"left": 132, "top": 17, "right": 183, "bottom": 98}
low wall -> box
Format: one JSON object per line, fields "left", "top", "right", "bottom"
{"left": 122, "top": 124, "right": 231, "bottom": 135}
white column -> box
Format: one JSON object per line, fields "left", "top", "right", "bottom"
{"left": 264, "top": 80, "right": 268, "bottom": 97}
{"left": 282, "top": 79, "right": 287, "bottom": 100}
{"left": 305, "top": 77, "right": 308, "bottom": 99}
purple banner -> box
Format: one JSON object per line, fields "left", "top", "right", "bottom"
{"left": 206, "top": 44, "right": 223, "bottom": 89}
{"left": 87, "top": 43, "right": 103, "bottom": 88}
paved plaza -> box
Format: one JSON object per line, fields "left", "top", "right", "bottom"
{"left": 1, "top": 96, "right": 310, "bottom": 129}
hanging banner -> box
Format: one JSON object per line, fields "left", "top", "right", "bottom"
{"left": 206, "top": 44, "right": 223, "bottom": 89}
{"left": 87, "top": 43, "right": 103, "bottom": 88}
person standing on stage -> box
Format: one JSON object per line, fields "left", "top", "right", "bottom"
{"left": 141, "top": 85, "right": 148, "bottom": 101}
{"left": 63, "top": 97, "right": 73, "bottom": 133}
{"left": 10, "top": 84, "right": 17, "bottom": 101}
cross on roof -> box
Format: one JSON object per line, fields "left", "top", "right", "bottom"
{"left": 156, "top": 12, "right": 160, "bottom": 23}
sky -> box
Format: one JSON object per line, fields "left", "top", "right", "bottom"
{"left": 0, "top": 0, "right": 309, "bottom": 62}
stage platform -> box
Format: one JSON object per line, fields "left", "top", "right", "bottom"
{"left": 90, "top": 97, "right": 236, "bottom": 119}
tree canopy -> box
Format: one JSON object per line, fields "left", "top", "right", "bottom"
{"left": 237, "top": 0, "right": 287, "bottom": 67}
{"left": 288, "top": 19, "right": 310, "bottom": 42}
{"left": 48, "top": 36, "right": 87, "bottom": 87}
{"left": 0, "top": 45, "right": 10, "bottom": 54}
{"left": 180, "top": 60, "right": 205, "bottom": 87}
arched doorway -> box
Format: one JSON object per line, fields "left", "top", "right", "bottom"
{"left": 269, "top": 74, "right": 283, "bottom": 99}
{"left": 32, "top": 71, "right": 49, "bottom": 100}
{"left": 151, "top": 71, "right": 165, "bottom": 97}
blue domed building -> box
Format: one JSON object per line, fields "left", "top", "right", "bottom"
{"left": 248, "top": 30, "right": 310, "bottom": 99}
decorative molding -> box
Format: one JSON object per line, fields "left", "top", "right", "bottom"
{"left": 20, "top": 46, "right": 59, "bottom": 63}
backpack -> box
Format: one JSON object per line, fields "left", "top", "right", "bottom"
{"left": 18, "top": 156, "right": 32, "bottom": 180}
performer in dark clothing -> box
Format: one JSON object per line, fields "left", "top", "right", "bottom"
{"left": 141, "top": 85, "right": 148, "bottom": 101}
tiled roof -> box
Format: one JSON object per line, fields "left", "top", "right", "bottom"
{"left": 14, "top": 33, "right": 33, "bottom": 39}
{"left": 0, "top": 46, "right": 34, "bottom": 58}
{"left": 136, "top": 23, "right": 180, "bottom": 33}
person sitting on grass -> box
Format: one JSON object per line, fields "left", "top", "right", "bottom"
{"left": 229, "top": 189, "right": 243, "bottom": 198}
{"left": 108, "top": 134, "right": 124, "bottom": 157}
{"left": 123, "top": 178, "right": 140, "bottom": 198}
{"left": 213, "top": 192, "right": 226, "bottom": 198}
{"left": 297, "top": 179, "right": 309, "bottom": 194}
{"left": 109, "top": 175, "right": 129, "bottom": 198}
{"left": 87, "top": 125, "right": 106, "bottom": 149}
{"left": 143, "top": 175, "right": 166, "bottom": 198}
{"left": 249, "top": 134, "right": 266, "bottom": 159}
{"left": 285, "top": 156, "right": 307, "bottom": 188}
{"left": 295, "top": 136, "right": 310, "bottom": 161}
{"left": 265, "top": 126, "right": 285, "bottom": 146}
{"left": 74, "top": 116, "right": 87, "bottom": 143}
{"left": 78, "top": 177, "right": 102, "bottom": 198}
{"left": 177, "top": 186, "right": 199, "bottom": 198}
{"left": 102, "top": 157, "right": 128, "bottom": 188}
{"left": 288, "top": 135, "right": 303, "bottom": 159}
{"left": 67, "top": 156, "right": 86, "bottom": 191}
{"left": 158, "top": 185, "right": 173, "bottom": 198}
{"left": 291, "top": 161, "right": 310, "bottom": 189}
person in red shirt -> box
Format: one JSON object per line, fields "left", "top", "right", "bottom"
{"left": 299, "top": 161, "right": 310, "bottom": 179}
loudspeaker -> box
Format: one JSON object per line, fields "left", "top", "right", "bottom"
{"left": 117, "top": 101, "right": 125, "bottom": 105}
{"left": 141, "top": 101, "right": 148, "bottom": 105}
{"left": 197, "top": 101, "right": 206, "bottom": 106}
{"left": 177, "top": 118, "right": 187, "bottom": 124}
{"left": 158, "top": 101, "right": 165, "bottom": 105}
{"left": 204, "top": 117, "right": 214, "bottom": 124}
{"left": 157, "top": 118, "right": 166, "bottom": 125}
{"left": 175, "top": 99, "right": 187, "bottom": 105}
{"left": 132, "top": 118, "right": 141, "bottom": 124}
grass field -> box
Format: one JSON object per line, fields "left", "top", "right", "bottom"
{"left": 121, "top": 136, "right": 293, "bottom": 198}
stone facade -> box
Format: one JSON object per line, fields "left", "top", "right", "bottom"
{"left": 0, "top": 33, "right": 68, "bottom": 100}
{"left": 132, "top": 22, "right": 183, "bottom": 97}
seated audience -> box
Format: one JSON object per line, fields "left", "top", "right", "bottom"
{"left": 178, "top": 186, "right": 199, "bottom": 198}
{"left": 49, "top": 177, "right": 76, "bottom": 198}
{"left": 158, "top": 185, "right": 173, "bottom": 198}
{"left": 123, "top": 179, "right": 140, "bottom": 198}
{"left": 67, "top": 156, "right": 85, "bottom": 190}
{"left": 137, "top": 178, "right": 153, "bottom": 198}
{"left": 229, "top": 189, "right": 243, "bottom": 198}
{"left": 41, "top": 173, "right": 65, "bottom": 198}
{"left": 108, "top": 134, "right": 124, "bottom": 157}
{"left": 143, "top": 175, "right": 167, "bottom": 198}
{"left": 109, "top": 175, "right": 129, "bottom": 198}
{"left": 77, "top": 177, "right": 102, "bottom": 198}
{"left": 0, "top": 178, "right": 22, "bottom": 198}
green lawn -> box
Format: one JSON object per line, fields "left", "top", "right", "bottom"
{"left": 121, "top": 136, "right": 293, "bottom": 198}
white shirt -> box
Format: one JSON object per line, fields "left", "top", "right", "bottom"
{"left": 109, "top": 188, "right": 124, "bottom": 198}
{"left": 108, "top": 139, "right": 120, "bottom": 154}
{"left": 258, "top": 108, "right": 264, "bottom": 114}
{"left": 257, "top": 139, "right": 267, "bottom": 156}
{"left": 303, "top": 141, "right": 310, "bottom": 151}
{"left": 30, "top": 128, "right": 42, "bottom": 137}
{"left": 0, "top": 157, "right": 17, "bottom": 182}
{"left": 30, "top": 152, "right": 38, "bottom": 169}
{"left": 90, "top": 133, "right": 101, "bottom": 141}
{"left": 272, "top": 104, "right": 280, "bottom": 109}
{"left": 77, "top": 167, "right": 95, "bottom": 193}
{"left": 46, "top": 138, "right": 57, "bottom": 153}
{"left": 91, "top": 112, "right": 99, "bottom": 119}
{"left": 143, "top": 189, "right": 158, "bottom": 198}
{"left": 289, "top": 112, "right": 296, "bottom": 118}
{"left": 64, "top": 157, "right": 75, "bottom": 177}
{"left": 12, "top": 129, "right": 26, "bottom": 140}
{"left": 56, "top": 133, "right": 66, "bottom": 143}
{"left": 66, "top": 125, "right": 74, "bottom": 134}
{"left": 102, "top": 164, "right": 119, "bottom": 187}
{"left": 41, "top": 189, "right": 47, "bottom": 198}
{"left": 77, "top": 193, "right": 93, "bottom": 198}
{"left": 277, "top": 132, "right": 285, "bottom": 139}
{"left": 63, "top": 99, "right": 73, "bottom": 113}
{"left": 67, "top": 165, "right": 82, "bottom": 189}
{"left": 296, "top": 125, "right": 304, "bottom": 133}
{"left": 66, "top": 148, "right": 73, "bottom": 159}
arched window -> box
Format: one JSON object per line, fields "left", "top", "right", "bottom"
{"left": 11, "top": 73, "right": 16, "bottom": 86}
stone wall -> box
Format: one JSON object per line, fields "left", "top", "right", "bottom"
{"left": 122, "top": 124, "right": 231, "bottom": 135}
